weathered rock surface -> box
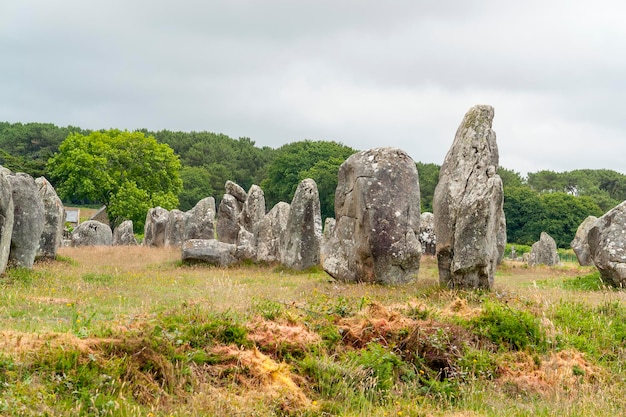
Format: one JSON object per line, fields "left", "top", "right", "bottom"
{"left": 35, "top": 177, "right": 65, "bottom": 259}
{"left": 236, "top": 227, "right": 257, "bottom": 260}
{"left": 280, "top": 179, "right": 322, "bottom": 270}
{"left": 164, "top": 209, "right": 186, "bottom": 247}
{"left": 8, "top": 173, "right": 45, "bottom": 268}
{"left": 182, "top": 239, "right": 238, "bottom": 266}
{"left": 256, "top": 202, "right": 290, "bottom": 263}
{"left": 0, "top": 170, "right": 13, "bottom": 273}
{"left": 433, "top": 105, "right": 505, "bottom": 290}
{"left": 216, "top": 194, "right": 242, "bottom": 244}
{"left": 419, "top": 212, "right": 436, "bottom": 256}
{"left": 225, "top": 180, "right": 247, "bottom": 203}
{"left": 571, "top": 216, "right": 598, "bottom": 266}
{"left": 528, "top": 232, "right": 559, "bottom": 266}
{"left": 588, "top": 202, "right": 626, "bottom": 287}
{"left": 496, "top": 215, "right": 507, "bottom": 265}
{"left": 71, "top": 220, "right": 112, "bottom": 247}
{"left": 239, "top": 185, "right": 266, "bottom": 237}
{"left": 185, "top": 197, "right": 216, "bottom": 240}
{"left": 112, "top": 220, "right": 138, "bottom": 246}
{"left": 322, "top": 148, "right": 421, "bottom": 284}
{"left": 143, "top": 207, "right": 169, "bottom": 247}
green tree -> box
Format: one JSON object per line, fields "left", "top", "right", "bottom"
{"left": 503, "top": 186, "right": 543, "bottom": 246}
{"left": 299, "top": 157, "right": 347, "bottom": 220}
{"left": 415, "top": 162, "right": 440, "bottom": 213}
{"left": 47, "top": 130, "right": 182, "bottom": 231}
{"left": 178, "top": 166, "right": 214, "bottom": 211}
{"left": 539, "top": 192, "right": 603, "bottom": 248}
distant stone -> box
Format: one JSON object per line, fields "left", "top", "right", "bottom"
{"left": 497, "top": 215, "right": 507, "bottom": 265}
{"left": 216, "top": 194, "right": 242, "bottom": 244}
{"left": 0, "top": 170, "right": 13, "bottom": 274}
{"left": 164, "top": 209, "right": 186, "bottom": 247}
{"left": 571, "top": 215, "right": 598, "bottom": 266}
{"left": 143, "top": 207, "right": 169, "bottom": 247}
{"left": 419, "top": 212, "right": 436, "bottom": 256}
{"left": 7, "top": 173, "right": 45, "bottom": 268}
{"left": 256, "top": 202, "right": 290, "bottom": 263}
{"left": 433, "top": 105, "right": 505, "bottom": 290}
{"left": 322, "top": 148, "right": 421, "bottom": 284}
{"left": 182, "top": 239, "right": 238, "bottom": 266}
{"left": 280, "top": 179, "right": 322, "bottom": 270}
{"left": 35, "top": 177, "right": 65, "bottom": 259}
{"left": 528, "top": 232, "right": 559, "bottom": 266}
{"left": 588, "top": 202, "right": 626, "bottom": 287}
{"left": 71, "top": 220, "right": 112, "bottom": 247}
{"left": 225, "top": 180, "right": 247, "bottom": 203}
{"left": 112, "top": 220, "right": 138, "bottom": 246}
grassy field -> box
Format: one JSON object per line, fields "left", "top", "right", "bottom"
{"left": 0, "top": 247, "right": 625, "bottom": 416}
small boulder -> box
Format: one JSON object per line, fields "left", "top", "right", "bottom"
{"left": 571, "top": 215, "right": 598, "bottom": 266}
{"left": 7, "top": 173, "right": 45, "bottom": 268}
{"left": 216, "top": 194, "right": 242, "bottom": 244}
{"left": 71, "top": 220, "right": 113, "bottom": 247}
{"left": 112, "top": 220, "right": 138, "bottom": 246}
{"left": 588, "top": 202, "right": 626, "bottom": 287}
{"left": 182, "top": 239, "right": 238, "bottom": 266}
{"left": 528, "top": 232, "right": 559, "bottom": 266}
{"left": 35, "top": 177, "right": 65, "bottom": 259}
{"left": 143, "top": 207, "right": 169, "bottom": 247}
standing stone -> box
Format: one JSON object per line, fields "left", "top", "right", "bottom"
{"left": 35, "top": 177, "right": 65, "bottom": 259}
{"left": 571, "top": 216, "right": 598, "bottom": 266}
{"left": 0, "top": 171, "right": 13, "bottom": 274}
{"left": 256, "top": 202, "right": 290, "bottom": 263}
{"left": 419, "top": 212, "right": 436, "bottom": 256}
{"left": 280, "top": 179, "right": 322, "bottom": 270}
{"left": 322, "top": 148, "right": 421, "bottom": 284}
{"left": 185, "top": 197, "right": 216, "bottom": 240}
{"left": 216, "top": 194, "right": 242, "bottom": 244}
{"left": 240, "top": 185, "right": 266, "bottom": 237}
{"left": 433, "top": 105, "right": 505, "bottom": 290}
{"left": 7, "top": 173, "right": 45, "bottom": 268}
{"left": 528, "top": 232, "right": 559, "bottom": 266}
{"left": 225, "top": 180, "right": 247, "bottom": 203}
{"left": 588, "top": 201, "right": 626, "bottom": 287}
{"left": 165, "top": 209, "right": 186, "bottom": 247}
{"left": 113, "top": 220, "right": 138, "bottom": 246}
{"left": 497, "top": 215, "right": 507, "bottom": 265}
{"left": 71, "top": 220, "right": 112, "bottom": 247}
{"left": 143, "top": 207, "right": 169, "bottom": 247}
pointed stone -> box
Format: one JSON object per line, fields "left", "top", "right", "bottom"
{"left": 7, "top": 173, "right": 45, "bottom": 268}
{"left": 113, "top": 220, "right": 138, "bottom": 246}
{"left": 35, "top": 177, "right": 65, "bottom": 259}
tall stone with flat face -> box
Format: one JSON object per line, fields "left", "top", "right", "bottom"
{"left": 256, "top": 202, "right": 290, "bottom": 263}
{"left": 113, "top": 220, "right": 138, "bottom": 245}
{"left": 216, "top": 194, "right": 242, "bottom": 244}
{"left": 143, "top": 207, "right": 169, "bottom": 247}
{"left": 529, "top": 232, "right": 559, "bottom": 266}
{"left": 433, "top": 105, "right": 505, "bottom": 290}
{"left": 322, "top": 147, "right": 421, "bottom": 284}
{"left": 35, "top": 177, "right": 65, "bottom": 259}
{"left": 8, "top": 173, "right": 45, "bottom": 268}
{"left": 0, "top": 170, "right": 13, "bottom": 273}
{"left": 571, "top": 215, "right": 598, "bottom": 266}
{"left": 588, "top": 202, "right": 626, "bottom": 287}
{"left": 280, "top": 179, "right": 322, "bottom": 270}
{"left": 185, "top": 197, "right": 216, "bottom": 240}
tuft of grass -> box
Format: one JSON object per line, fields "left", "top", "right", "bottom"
{"left": 562, "top": 270, "right": 609, "bottom": 291}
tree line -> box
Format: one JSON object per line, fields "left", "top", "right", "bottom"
{"left": 1, "top": 121, "right": 620, "bottom": 246}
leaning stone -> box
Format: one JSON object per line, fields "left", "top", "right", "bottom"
{"left": 71, "top": 220, "right": 112, "bottom": 247}
{"left": 164, "top": 209, "right": 186, "bottom": 247}
{"left": 571, "top": 216, "right": 598, "bottom": 266}
{"left": 280, "top": 179, "right": 322, "bottom": 270}
{"left": 419, "top": 212, "right": 436, "bottom": 256}
{"left": 0, "top": 171, "right": 13, "bottom": 273}
{"left": 528, "top": 232, "right": 560, "bottom": 266}
{"left": 7, "top": 173, "right": 45, "bottom": 268}
{"left": 35, "top": 177, "right": 65, "bottom": 259}
{"left": 143, "top": 207, "right": 169, "bottom": 247}
{"left": 588, "top": 202, "right": 626, "bottom": 287}
{"left": 112, "top": 220, "right": 138, "bottom": 246}
{"left": 216, "top": 194, "right": 242, "bottom": 244}
{"left": 433, "top": 105, "right": 504, "bottom": 290}
{"left": 256, "top": 202, "right": 290, "bottom": 263}
{"left": 322, "top": 148, "right": 421, "bottom": 284}
{"left": 182, "top": 239, "right": 238, "bottom": 266}
{"left": 185, "top": 197, "right": 216, "bottom": 240}
{"left": 225, "top": 180, "right": 247, "bottom": 203}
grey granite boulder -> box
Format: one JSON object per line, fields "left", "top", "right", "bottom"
{"left": 280, "top": 179, "right": 322, "bottom": 270}
{"left": 0, "top": 170, "right": 13, "bottom": 273}
{"left": 182, "top": 239, "right": 238, "bottom": 266}
{"left": 322, "top": 147, "right": 421, "bottom": 284}
{"left": 225, "top": 180, "right": 247, "bottom": 203}
{"left": 216, "top": 194, "right": 242, "bottom": 244}
{"left": 143, "top": 207, "right": 169, "bottom": 247}
{"left": 185, "top": 197, "right": 216, "bottom": 240}
{"left": 419, "top": 212, "right": 436, "bottom": 256}
{"left": 588, "top": 202, "right": 626, "bottom": 287}
{"left": 71, "top": 220, "right": 112, "bottom": 247}
{"left": 433, "top": 105, "right": 505, "bottom": 290}
{"left": 112, "top": 220, "right": 138, "bottom": 246}
{"left": 35, "top": 177, "right": 65, "bottom": 259}
{"left": 256, "top": 202, "right": 290, "bottom": 263}
{"left": 164, "top": 209, "right": 186, "bottom": 247}
{"left": 571, "top": 215, "right": 598, "bottom": 266}
{"left": 239, "top": 185, "right": 265, "bottom": 238}
{"left": 8, "top": 173, "right": 45, "bottom": 268}
{"left": 529, "top": 232, "right": 560, "bottom": 266}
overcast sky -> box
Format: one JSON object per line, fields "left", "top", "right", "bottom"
{"left": 2, "top": 1, "right": 625, "bottom": 176}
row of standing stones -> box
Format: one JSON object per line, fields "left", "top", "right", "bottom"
{"left": 0, "top": 105, "right": 623, "bottom": 289}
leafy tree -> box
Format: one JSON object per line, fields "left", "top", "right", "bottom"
{"left": 47, "top": 130, "right": 182, "bottom": 231}
{"left": 299, "top": 157, "right": 347, "bottom": 220}
{"left": 178, "top": 166, "right": 214, "bottom": 211}
{"left": 503, "top": 186, "right": 543, "bottom": 246}
{"left": 539, "top": 192, "right": 603, "bottom": 248}
{"left": 497, "top": 167, "right": 525, "bottom": 188}
{"left": 416, "top": 162, "right": 440, "bottom": 213}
